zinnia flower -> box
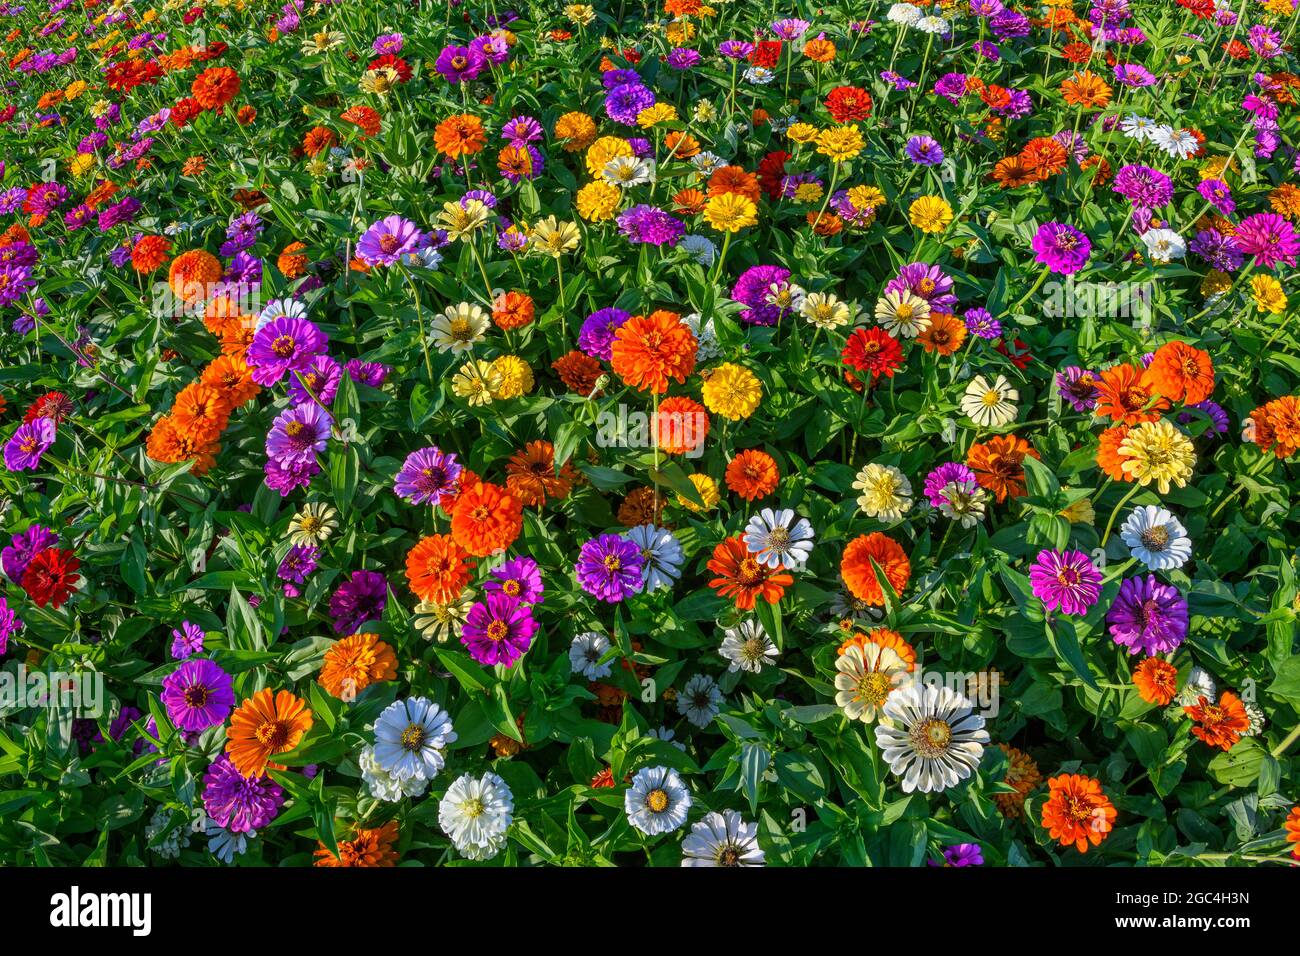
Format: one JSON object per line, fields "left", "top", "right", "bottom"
{"left": 1029, "top": 549, "right": 1102, "bottom": 616}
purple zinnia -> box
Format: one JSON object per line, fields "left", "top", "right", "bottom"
{"left": 203, "top": 753, "right": 284, "bottom": 832}
{"left": 616, "top": 204, "right": 684, "bottom": 246}
{"left": 461, "top": 592, "right": 538, "bottom": 666}
{"left": 929, "top": 843, "right": 985, "bottom": 866}
{"left": 246, "top": 316, "right": 327, "bottom": 387}
{"left": 2, "top": 525, "right": 57, "bottom": 582}
{"left": 1112, "top": 164, "right": 1173, "bottom": 209}
{"left": 486, "top": 556, "right": 544, "bottom": 605}
{"left": 0, "top": 595, "right": 23, "bottom": 655}
{"left": 170, "top": 620, "right": 205, "bottom": 660}
{"left": 575, "top": 533, "right": 644, "bottom": 603}
{"left": 1056, "top": 366, "right": 1101, "bottom": 412}
{"left": 1107, "top": 575, "right": 1188, "bottom": 655}
{"left": 4, "top": 417, "right": 55, "bottom": 471}
{"left": 1032, "top": 222, "right": 1091, "bottom": 275}
{"left": 885, "top": 262, "right": 958, "bottom": 310}
{"left": 578, "top": 307, "right": 632, "bottom": 361}
{"left": 1234, "top": 212, "right": 1300, "bottom": 270}
{"left": 434, "top": 44, "right": 487, "bottom": 83}
{"left": 266, "top": 402, "right": 332, "bottom": 466}
{"left": 277, "top": 544, "right": 319, "bottom": 585}
{"left": 963, "top": 307, "right": 1001, "bottom": 339}
{"left": 605, "top": 82, "right": 655, "bottom": 125}
{"left": 356, "top": 214, "right": 422, "bottom": 267}
{"left": 160, "top": 658, "right": 235, "bottom": 732}
{"left": 329, "top": 570, "right": 388, "bottom": 633}
{"left": 1029, "top": 549, "right": 1102, "bottom": 616}
{"left": 732, "top": 264, "right": 792, "bottom": 326}
{"left": 905, "top": 135, "right": 944, "bottom": 166}
{"left": 393, "top": 446, "right": 462, "bottom": 506}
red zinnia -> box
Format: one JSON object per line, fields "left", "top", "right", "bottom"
{"left": 21, "top": 547, "right": 81, "bottom": 609}
{"left": 842, "top": 327, "right": 904, "bottom": 382}
{"left": 825, "top": 85, "right": 873, "bottom": 123}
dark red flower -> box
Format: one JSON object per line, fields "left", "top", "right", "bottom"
{"left": 24, "top": 391, "right": 73, "bottom": 426}
{"left": 21, "top": 548, "right": 81, "bottom": 609}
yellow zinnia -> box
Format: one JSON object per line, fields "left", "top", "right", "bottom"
{"left": 677, "top": 473, "right": 720, "bottom": 513}
{"left": 1251, "top": 275, "right": 1287, "bottom": 314}
{"left": 1117, "top": 420, "right": 1196, "bottom": 494}
{"left": 490, "top": 355, "right": 534, "bottom": 399}
{"left": 701, "top": 362, "right": 762, "bottom": 420}
{"left": 585, "top": 136, "right": 633, "bottom": 177}
{"left": 576, "top": 180, "right": 621, "bottom": 222}
{"left": 909, "top": 195, "right": 953, "bottom": 234}
{"left": 703, "top": 193, "right": 758, "bottom": 233}
{"left": 816, "top": 124, "right": 865, "bottom": 162}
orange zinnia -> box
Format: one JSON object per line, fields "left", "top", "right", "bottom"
{"left": 171, "top": 382, "right": 232, "bottom": 440}
{"left": 655, "top": 396, "right": 709, "bottom": 456}
{"left": 993, "top": 744, "right": 1042, "bottom": 819}
{"left": 618, "top": 486, "right": 666, "bottom": 527}
{"left": 1060, "top": 69, "right": 1112, "bottom": 109}
{"left": 303, "top": 125, "right": 337, "bottom": 157}
{"left": 724, "top": 449, "right": 779, "bottom": 501}
{"left": 1285, "top": 806, "right": 1300, "bottom": 859}
{"left": 1144, "top": 340, "right": 1215, "bottom": 405}
{"left": 167, "top": 248, "right": 222, "bottom": 302}
{"left": 225, "top": 688, "right": 313, "bottom": 779}
{"left": 1185, "top": 690, "right": 1250, "bottom": 751}
{"left": 707, "top": 535, "right": 792, "bottom": 610}
{"left": 1132, "top": 657, "right": 1178, "bottom": 706}
{"left": 1095, "top": 362, "right": 1169, "bottom": 425}
{"left": 840, "top": 532, "right": 911, "bottom": 606}
{"left": 318, "top": 633, "right": 397, "bottom": 699}
{"left": 191, "top": 66, "right": 240, "bottom": 110}
{"left": 1041, "top": 773, "right": 1116, "bottom": 853}
{"left": 144, "top": 416, "right": 220, "bottom": 475}
{"left": 131, "top": 235, "right": 171, "bottom": 274}
{"left": 277, "top": 242, "right": 309, "bottom": 279}
{"left": 405, "top": 533, "right": 474, "bottom": 603}
{"left": 492, "top": 290, "right": 535, "bottom": 330}
{"left": 201, "top": 354, "right": 261, "bottom": 408}
{"left": 1251, "top": 395, "right": 1300, "bottom": 458}
{"left": 552, "top": 350, "right": 604, "bottom": 395}
{"left": 450, "top": 481, "right": 524, "bottom": 556}
{"left": 1021, "top": 137, "right": 1068, "bottom": 178}
{"left": 1095, "top": 424, "right": 1133, "bottom": 481}
{"left": 314, "top": 819, "right": 400, "bottom": 867}
{"left": 434, "top": 113, "right": 486, "bottom": 157}
{"left": 505, "top": 440, "right": 575, "bottom": 507}
{"left": 609, "top": 310, "right": 697, "bottom": 394}
{"left": 340, "top": 104, "right": 381, "bottom": 137}
{"left": 967, "top": 434, "right": 1039, "bottom": 503}
{"left": 917, "top": 312, "right": 967, "bottom": 356}
{"left": 707, "top": 165, "right": 761, "bottom": 203}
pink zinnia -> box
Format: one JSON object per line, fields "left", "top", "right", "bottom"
{"left": 1029, "top": 549, "right": 1102, "bottom": 616}
{"left": 1234, "top": 212, "right": 1300, "bottom": 270}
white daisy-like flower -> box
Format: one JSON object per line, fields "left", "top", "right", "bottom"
{"left": 719, "top": 619, "right": 778, "bottom": 673}
{"left": 649, "top": 726, "right": 687, "bottom": 751}
{"left": 1175, "top": 666, "right": 1217, "bottom": 707}
{"left": 439, "top": 771, "right": 514, "bottom": 860}
{"left": 1243, "top": 701, "right": 1266, "bottom": 736}
{"left": 887, "top": 2, "right": 922, "bottom": 26}
{"left": 678, "top": 673, "right": 722, "bottom": 728}
{"left": 682, "top": 311, "right": 722, "bottom": 361}
{"left": 960, "top": 374, "right": 1019, "bottom": 427}
{"left": 800, "top": 291, "right": 854, "bottom": 329}
{"left": 430, "top": 301, "right": 489, "bottom": 354}
{"left": 937, "top": 479, "right": 988, "bottom": 527}
{"left": 403, "top": 246, "right": 444, "bottom": 271}
{"left": 255, "top": 296, "right": 308, "bottom": 332}
{"left": 873, "top": 682, "right": 989, "bottom": 794}
{"left": 1140, "top": 228, "right": 1186, "bottom": 262}
{"left": 1119, "top": 113, "right": 1157, "bottom": 140}
{"left": 206, "top": 820, "right": 251, "bottom": 864}
{"left": 626, "top": 524, "right": 684, "bottom": 591}
{"left": 743, "top": 507, "right": 815, "bottom": 570}
{"left": 874, "top": 289, "right": 932, "bottom": 338}
{"left": 359, "top": 743, "right": 430, "bottom": 802}
{"left": 569, "top": 630, "right": 613, "bottom": 680}
{"left": 372, "top": 696, "right": 458, "bottom": 782}
{"left": 690, "top": 151, "right": 726, "bottom": 176}
{"left": 602, "top": 155, "right": 655, "bottom": 187}
{"left": 915, "top": 15, "right": 950, "bottom": 33}
{"left": 834, "top": 642, "right": 910, "bottom": 723}
{"left": 743, "top": 66, "right": 776, "bottom": 85}
{"left": 680, "top": 810, "right": 765, "bottom": 867}
{"left": 680, "top": 235, "right": 718, "bottom": 268}
{"left": 1149, "top": 125, "right": 1199, "bottom": 160}
{"left": 1119, "top": 505, "right": 1192, "bottom": 570}
{"left": 625, "top": 765, "right": 692, "bottom": 835}
{"left": 853, "top": 463, "right": 913, "bottom": 521}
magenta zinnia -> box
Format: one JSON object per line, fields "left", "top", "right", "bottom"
{"left": 1029, "top": 549, "right": 1102, "bottom": 616}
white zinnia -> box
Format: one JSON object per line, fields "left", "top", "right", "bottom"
{"left": 359, "top": 743, "right": 430, "bottom": 802}
{"left": 719, "top": 619, "right": 778, "bottom": 674}
{"left": 681, "top": 810, "right": 765, "bottom": 866}
{"left": 678, "top": 673, "right": 722, "bottom": 728}
{"left": 743, "top": 507, "right": 815, "bottom": 570}
{"left": 626, "top": 523, "right": 684, "bottom": 591}
{"left": 430, "top": 302, "right": 489, "bottom": 354}
{"left": 569, "top": 631, "right": 613, "bottom": 680}
{"left": 1119, "top": 505, "right": 1192, "bottom": 571}
{"left": 625, "top": 766, "right": 692, "bottom": 835}
{"left": 961, "top": 374, "right": 1019, "bottom": 427}
{"left": 372, "top": 696, "right": 458, "bottom": 782}
{"left": 1140, "top": 228, "right": 1186, "bottom": 263}
{"left": 439, "top": 771, "right": 513, "bottom": 860}
{"left": 874, "top": 682, "right": 989, "bottom": 794}
{"left": 853, "top": 463, "right": 913, "bottom": 521}
{"left": 834, "top": 643, "right": 910, "bottom": 723}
